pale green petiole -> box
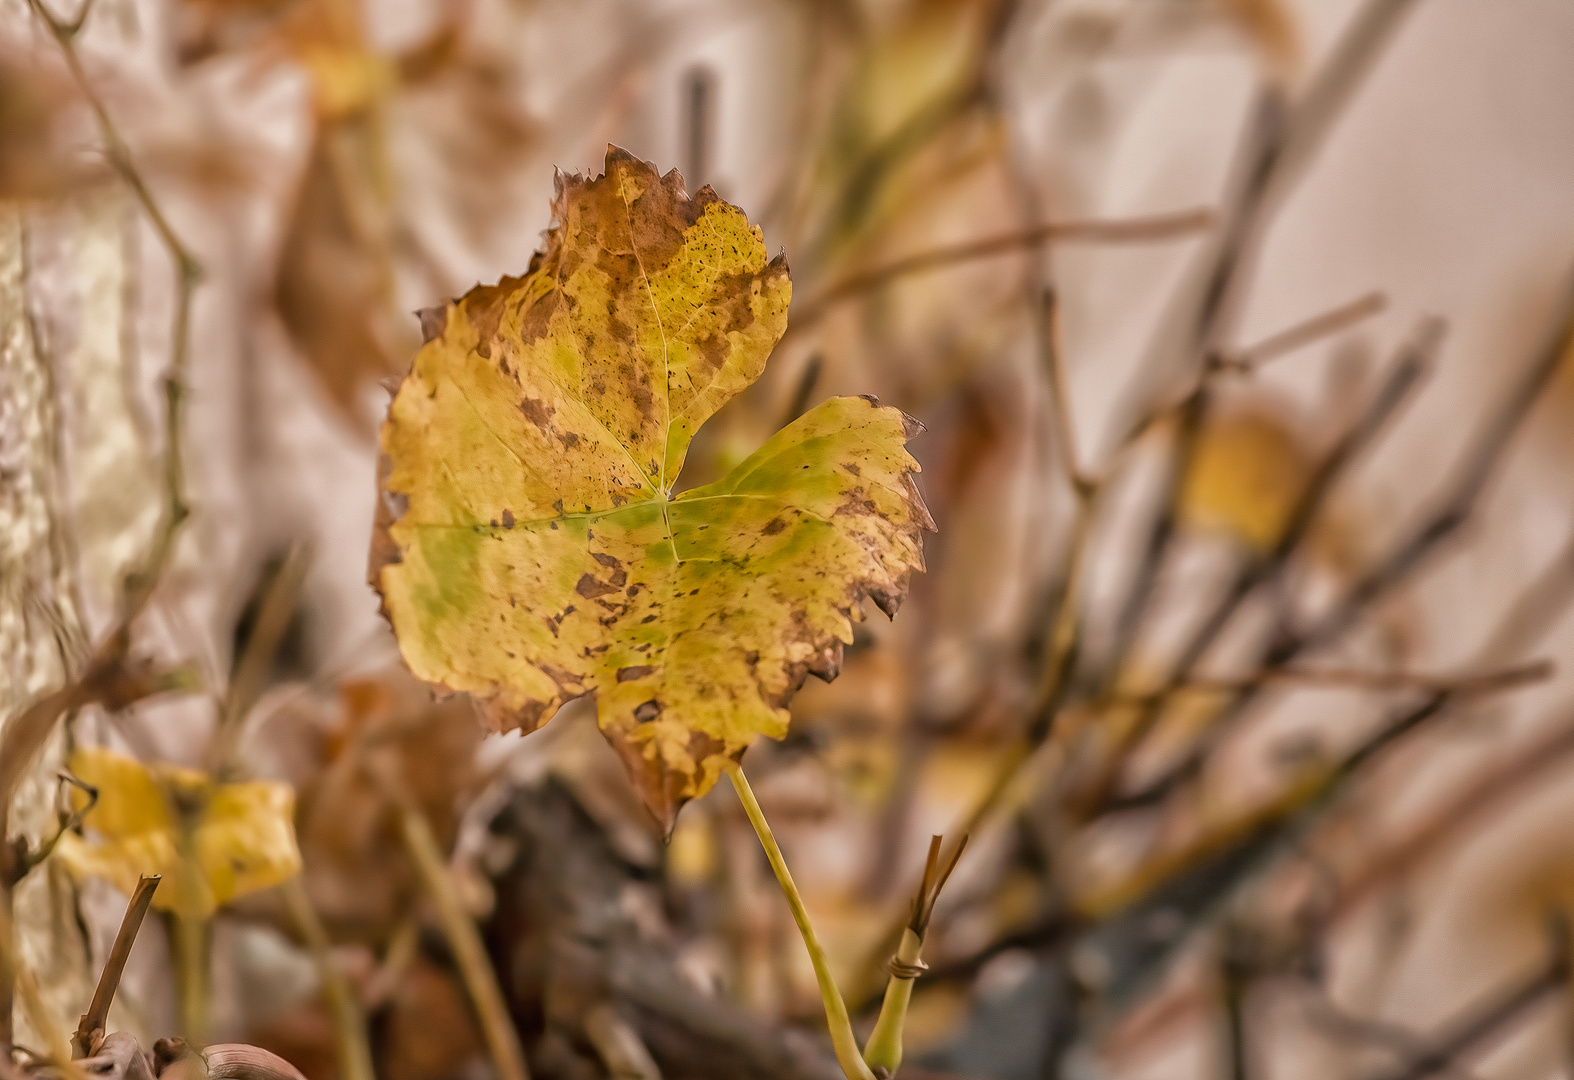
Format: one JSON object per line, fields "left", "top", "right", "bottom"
{"left": 728, "top": 763, "right": 962, "bottom": 1080}
{"left": 726, "top": 763, "right": 880, "bottom": 1080}
{"left": 862, "top": 927, "right": 924, "bottom": 1075}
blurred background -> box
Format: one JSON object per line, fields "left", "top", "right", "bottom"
{"left": 5, "top": 0, "right": 1574, "bottom": 1078}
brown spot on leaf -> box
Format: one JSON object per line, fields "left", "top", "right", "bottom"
{"left": 576, "top": 574, "right": 618, "bottom": 599}
{"left": 611, "top": 147, "right": 704, "bottom": 268}
{"left": 835, "top": 495, "right": 878, "bottom": 516}
{"left": 633, "top": 699, "right": 662, "bottom": 723}
{"left": 501, "top": 509, "right": 515, "bottom": 528}
{"left": 628, "top": 373, "right": 656, "bottom": 423}
{"left": 545, "top": 604, "right": 575, "bottom": 635}
{"left": 608, "top": 724, "right": 733, "bottom": 836}
{"left": 607, "top": 301, "right": 633, "bottom": 344}
{"left": 903, "top": 474, "right": 937, "bottom": 532}
{"left": 762, "top": 517, "right": 786, "bottom": 536}
{"left": 520, "top": 398, "right": 555, "bottom": 428}
{"left": 692, "top": 330, "right": 729, "bottom": 381}
{"left": 367, "top": 452, "right": 407, "bottom": 621}
{"left": 462, "top": 274, "right": 523, "bottom": 355}
{"left": 590, "top": 556, "right": 626, "bottom": 585}
{"left": 617, "top": 665, "right": 656, "bottom": 682}
{"left": 870, "top": 588, "right": 901, "bottom": 619}
{"left": 539, "top": 665, "right": 582, "bottom": 694}
{"left": 488, "top": 696, "right": 553, "bottom": 735}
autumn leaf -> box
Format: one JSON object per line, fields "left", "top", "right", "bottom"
{"left": 53, "top": 746, "right": 302, "bottom": 918}
{"left": 373, "top": 146, "right": 933, "bottom": 829}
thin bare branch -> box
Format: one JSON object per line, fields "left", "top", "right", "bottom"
{"left": 787, "top": 207, "right": 1213, "bottom": 335}
{"left": 1117, "top": 286, "right": 1573, "bottom": 816}
{"left": 22, "top": 773, "right": 98, "bottom": 874}
{"left": 281, "top": 878, "right": 375, "bottom": 1080}
{"left": 1302, "top": 992, "right": 1485, "bottom": 1080}
{"left": 1330, "top": 718, "right": 1574, "bottom": 925}
{"left": 368, "top": 757, "right": 531, "bottom": 1080}
{"left": 1213, "top": 291, "right": 1387, "bottom": 374}
{"left": 72, "top": 875, "right": 160, "bottom": 1058}
{"left": 1041, "top": 290, "right": 1093, "bottom": 497}
{"left": 1364, "top": 952, "right": 1567, "bottom": 1080}
{"left": 1288, "top": 272, "right": 1574, "bottom": 659}
{"left": 5, "top": 0, "right": 205, "bottom": 1046}
{"left": 1473, "top": 524, "right": 1574, "bottom": 668}
{"left": 24, "top": 0, "right": 202, "bottom": 620}
{"left": 1098, "top": 0, "right": 1430, "bottom": 698}
{"left": 210, "top": 545, "right": 310, "bottom": 776}
{"left": 1081, "top": 327, "right": 1433, "bottom": 815}
{"left": 780, "top": 354, "right": 823, "bottom": 429}
{"left": 1114, "top": 658, "right": 1553, "bottom": 708}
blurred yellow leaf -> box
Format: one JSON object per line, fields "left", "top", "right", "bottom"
{"left": 296, "top": 43, "right": 396, "bottom": 122}
{"left": 666, "top": 808, "right": 717, "bottom": 887}
{"left": 54, "top": 746, "right": 301, "bottom": 917}
{"left": 801, "top": 0, "right": 1000, "bottom": 266}
{"left": 854, "top": 0, "right": 989, "bottom": 146}
{"left": 1178, "top": 410, "right": 1309, "bottom": 552}
{"left": 272, "top": 0, "right": 395, "bottom": 122}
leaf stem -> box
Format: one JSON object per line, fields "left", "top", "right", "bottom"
{"left": 169, "top": 911, "right": 209, "bottom": 1044}
{"left": 861, "top": 928, "right": 921, "bottom": 1076}
{"left": 395, "top": 798, "right": 531, "bottom": 1080}
{"left": 725, "top": 763, "right": 876, "bottom": 1080}
{"left": 281, "top": 877, "right": 375, "bottom": 1080}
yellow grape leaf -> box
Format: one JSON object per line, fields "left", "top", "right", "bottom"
{"left": 53, "top": 747, "right": 301, "bottom": 918}
{"left": 373, "top": 146, "right": 933, "bottom": 829}
{"left": 1178, "top": 409, "right": 1308, "bottom": 552}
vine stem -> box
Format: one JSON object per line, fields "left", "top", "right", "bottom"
{"left": 8, "top": 0, "right": 202, "bottom": 1052}
{"left": 725, "top": 763, "right": 877, "bottom": 1080}
{"left": 71, "top": 875, "right": 159, "bottom": 1057}
{"left": 395, "top": 797, "right": 530, "bottom": 1080}
{"left": 281, "top": 877, "right": 375, "bottom": 1080}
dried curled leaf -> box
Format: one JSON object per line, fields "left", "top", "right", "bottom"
{"left": 374, "top": 146, "right": 933, "bottom": 828}
{"left": 53, "top": 746, "right": 302, "bottom": 917}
